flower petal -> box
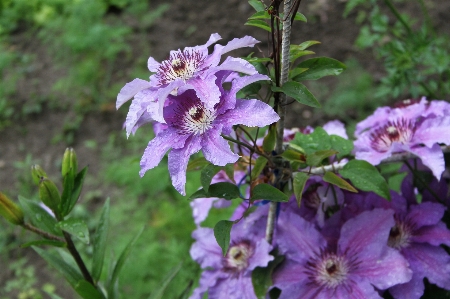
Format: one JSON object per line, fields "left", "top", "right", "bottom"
{"left": 407, "top": 201, "right": 445, "bottom": 227}
{"left": 412, "top": 222, "right": 450, "bottom": 247}
{"left": 389, "top": 272, "right": 425, "bottom": 299}
{"left": 408, "top": 144, "right": 445, "bottom": 180}
{"left": 116, "top": 79, "right": 151, "bottom": 109}
{"left": 201, "top": 130, "right": 239, "bottom": 166}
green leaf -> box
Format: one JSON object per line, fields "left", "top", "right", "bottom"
{"left": 224, "top": 163, "right": 235, "bottom": 183}
{"left": 294, "top": 12, "right": 307, "bottom": 22}
{"left": 290, "top": 50, "right": 315, "bottom": 63}
{"left": 56, "top": 218, "right": 90, "bottom": 244}
{"left": 214, "top": 220, "right": 234, "bottom": 256}
{"left": 330, "top": 135, "right": 354, "bottom": 160}
{"left": 248, "top": 0, "right": 265, "bottom": 12}
{"left": 323, "top": 172, "right": 358, "bottom": 193}
{"left": 20, "top": 239, "right": 66, "bottom": 248}
{"left": 339, "top": 160, "right": 391, "bottom": 200}
{"left": 252, "top": 255, "right": 285, "bottom": 298}
{"left": 297, "top": 40, "right": 321, "bottom": 50}
{"left": 291, "top": 127, "right": 331, "bottom": 155}
{"left": 306, "top": 150, "right": 338, "bottom": 167}
{"left": 248, "top": 11, "right": 270, "bottom": 20}
{"left": 272, "top": 81, "right": 321, "bottom": 108}
{"left": 262, "top": 125, "right": 277, "bottom": 153}
{"left": 75, "top": 280, "right": 105, "bottom": 299}
{"left": 61, "top": 166, "right": 88, "bottom": 217}
{"left": 187, "top": 156, "right": 210, "bottom": 171}
{"left": 32, "top": 246, "right": 83, "bottom": 288}
{"left": 250, "top": 184, "right": 289, "bottom": 202}
{"left": 18, "top": 196, "right": 62, "bottom": 236}
{"left": 236, "top": 82, "right": 263, "bottom": 98}
{"left": 148, "top": 262, "right": 183, "bottom": 299}
{"left": 60, "top": 168, "right": 74, "bottom": 216}
{"left": 251, "top": 156, "right": 268, "bottom": 179}
{"left": 108, "top": 226, "right": 144, "bottom": 298}
{"left": 293, "top": 172, "right": 309, "bottom": 207}
{"left": 91, "top": 198, "right": 110, "bottom": 282}
{"left": 292, "top": 57, "right": 346, "bottom": 81}
{"left": 289, "top": 67, "right": 308, "bottom": 79}
{"left": 245, "top": 20, "right": 271, "bottom": 32}
{"left": 189, "top": 182, "right": 241, "bottom": 201}
{"left": 201, "top": 164, "right": 222, "bottom": 192}
{"left": 281, "top": 148, "right": 306, "bottom": 163}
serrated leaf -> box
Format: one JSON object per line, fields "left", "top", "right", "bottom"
{"left": 56, "top": 218, "right": 90, "bottom": 244}
{"left": 291, "top": 127, "right": 331, "bottom": 155}
{"left": 214, "top": 220, "right": 234, "bottom": 256}
{"left": 108, "top": 226, "right": 144, "bottom": 298}
{"left": 323, "top": 172, "right": 358, "bottom": 193}
{"left": 272, "top": 81, "right": 321, "bottom": 108}
{"left": 293, "top": 172, "right": 309, "bottom": 207}
{"left": 201, "top": 164, "right": 222, "bottom": 192}
{"left": 252, "top": 255, "right": 285, "bottom": 298}
{"left": 75, "top": 280, "right": 105, "bottom": 299}
{"left": 20, "top": 239, "right": 66, "bottom": 248}
{"left": 251, "top": 156, "right": 268, "bottom": 179}
{"left": 32, "top": 246, "right": 83, "bottom": 288}
{"left": 248, "top": 0, "right": 266, "bottom": 12}
{"left": 330, "top": 135, "right": 353, "bottom": 160}
{"left": 245, "top": 20, "right": 271, "bottom": 32}
{"left": 306, "top": 150, "right": 338, "bottom": 167}
{"left": 148, "top": 262, "right": 183, "bottom": 299}
{"left": 248, "top": 10, "right": 270, "bottom": 20}
{"left": 188, "top": 182, "right": 241, "bottom": 201}
{"left": 339, "top": 160, "right": 391, "bottom": 200}
{"left": 292, "top": 57, "right": 346, "bottom": 81}
{"left": 250, "top": 184, "right": 289, "bottom": 202}
{"left": 187, "top": 156, "right": 210, "bottom": 171}
{"left": 18, "top": 196, "right": 62, "bottom": 236}
{"left": 91, "top": 198, "right": 110, "bottom": 282}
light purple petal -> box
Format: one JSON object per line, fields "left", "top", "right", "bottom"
{"left": 221, "top": 36, "right": 259, "bottom": 55}
{"left": 414, "top": 116, "right": 450, "bottom": 148}
{"left": 189, "top": 270, "right": 224, "bottom": 299}
{"left": 211, "top": 57, "right": 257, "bottom": 76}
{"left": 139, "top": 129, "right": 187, "bottom": 176}
{"left": 247, "top": 238, "right": 273, "bottom": 271}
{"left": 208, "top": 276, "right": 256, "bottom": 299}
{"left": 389, "top": 272, "right": 425, "bottom": 299}
{"left": 147, "top": 56, "right": 160, "bottom": 72}
{"left": 323, "top": 120, "right": 348, "bottom": 139}
{"left": 116, "top": 79, "right": 151, "bottom": 109}
{"left": 180, "top": 75, "right": 221, "bottom": 109}
{"left": 156, "top": 80, "right": 185, "bottom": 122}
{"left": 201, "top": 130, "right": 239, "bottom": 166}
{"left": 354, "top": 106, "right": 392, "bottom": 137}
{"left": 190, "top": 227, "right": 223, "bottom": 268}
{"left": 353, "top": 135, "right": 393, "bottom": 165}
{"left": 408, "top": 144, "right": 445, "bottom": 180}
{"left": 219, "top": 99, "right": 279, "bottom": 130}
{"left": 190, "top": 197, "right": 220, "bottom": 225}
{"left": 412, "top": 222, "right": 450, "bottom": 246}
{"left": 168, "top": 136, "right": 202, "bottom": 195}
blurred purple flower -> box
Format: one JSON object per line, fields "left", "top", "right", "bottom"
{"left": 273, "top": 209, "right": 412, "bottom": 299}
{"left": 139, "top": 73, "right": 278, "bottom": 195}
{"left": 116, "top": 33, "right": 260, "bottom": 125}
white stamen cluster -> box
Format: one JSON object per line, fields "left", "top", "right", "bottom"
{"left": 306, "top": 251, "right": 353, "bottom": 289}
{"left": 179, "top": 103, "right": 215, "bottom": 135}
{"left": 223, "top": 241, "right": 254, "bottom": 273}
{"left": 157, "top": 49, "right": 206, "bottom": 85}
{"left": 370, "top": 119, "right": 415, "bottom": 152}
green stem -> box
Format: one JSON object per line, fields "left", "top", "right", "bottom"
{"left": 22, "top": 223, "right": 66, "bottom": 243}
{"left": 383, "top": 0, "right": 412, "bottom": 35}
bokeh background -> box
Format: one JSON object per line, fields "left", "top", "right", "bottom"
{"left": 0, "top": 0, "right": 449, "bottom": 298}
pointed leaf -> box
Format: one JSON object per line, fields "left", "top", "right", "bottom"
{"left": 293, "top": 172, "right": 309, "bottom": 207}
{"left": 148, "top": 262, "right": 183, "bottom": 299}
{"left": 323, "top": 172, "right": 358, "bottom": 192}
{"left": 201, "top": 164, "right": 222, "bottom": 192}
{"left": 60, "top": 169, "right": 74, "bottom": 216}
{"left": 330, "top": 135, "right": 353, "bottom": 160}
{"left": 272, "top": 81, "right": 321, "bottom": 108}
{"left": 18, "top": 196, "right": 62, "bottom": 236}
{"left": 56, "top": 218, "right": 90, "bottom": 244}
{"left": 252, "top": 255, "right": 285, "bottom": 299}
{"left": 291, "top": 127, "right": 331, "bottom": 155}
{"left": 64, "top": 166, "right": 88, "bottom": 216}
{"left": 32, "top": 246, "right": 83, "bottom": 288}
{"left": 281, "top": 148, "right": 306, "bottom": 163}
{"left": 187, "top": 156, "right": 209, "bottom": 171}
{"left": 214, "top": 220, "right": 234, "bottom": 256}
{"left": 262, "top": 125, "right": 277, "bottom": 153}
{"left": 248, "top": 11, "right": 270, "bottom": 20}
{"left": 294, "top": 12, "right": 307, "bottom": 22}
{"left": 248, "top": 0, "right": 266, "bottom": 12}
{"left": 245, "top": 20, "right": 271, "bottom": 32}
{"left": 250, "top": 156, "right": 268, "bottom": 179}
{"left": 20, "top": 239, "right": 66, "bottom": 248}
{"left": 75, "top": 280, "right": 105, "bottom": 299}
{"left": 91, "top": 198, "right": 110, "bottom": 282}
{"left": 292, "top": 57, "right": 346, "bottom": 81}
{"left": 188, "top": 182, "right": 241, "bottom": 200}
{"left": 250, "top": 184, "right": 289, "bottom": 202}
{"left": 306, "top": 150, "right": 338, "bottom": 167}
{"left": 339, "top": 160, "right": 391, "bottom": 200}
{"left": 297, "top": 40, "right": 321, "bottom": 50}
{"left": 224, "top": 163, "right": 235, "bottom": 183}
{"left": 290, "top": 50, "right": 315, "bottom": 63}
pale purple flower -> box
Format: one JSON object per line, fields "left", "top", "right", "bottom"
{"left": 273, "top": 209, "right": 412, "bottom": 299}
{"left": 353, "top": 99, "right": 450, "bottom": 179}
{"left": 189, "top": 217, "right": 273, "bottom": 299}
{"left": 116, "top": 33, "right": 260, "bottom": 125}
{"left": 386, "top": 193, "right": 450, "bottom": 299}
{"left": 139, "top": 73, "right": 278, "bottom": 195}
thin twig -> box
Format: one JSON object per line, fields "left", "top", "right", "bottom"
{"left": 22, "top": 223, "right": 66, "bottom": 243}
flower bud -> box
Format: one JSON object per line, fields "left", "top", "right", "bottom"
{"left": 31, "top": 164, "right": 48, "bottom": 185}
{"left": 39, "top": 178, "right": 61, "bottom": 214}
{"left": 0, "top": 192, "right": 24, "bottom": 225}
{"left": 62, "top": 147, "right": 78, "bottom": 177}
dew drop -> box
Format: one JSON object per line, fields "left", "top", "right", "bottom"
{"left": 77, "top": 232, "right": 85, "bottom": 238}
{"left": 36, "top": 214, "right": 42, "bottom": 222}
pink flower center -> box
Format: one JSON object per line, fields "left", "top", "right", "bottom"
{"left": 370, "top": 119, "right": 416, "bottom": 152}
{"left": 173, "top": 100, "right": 216, "bottom": 135}
{"left": 306, "top": 252, "right": 352, "bottom": 289}
{"left": 223, "top": 241, "right": 254, "bottom": 273}
{"left": 156, "top": 49, "right": 206, "bottom": 85}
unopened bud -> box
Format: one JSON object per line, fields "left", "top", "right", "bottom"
{"left": 31, "top": 164, "right": 48, "bottom": 185}
{"left": 39, "top": 178, "right": 61, "bottom": 213}
{"left": 0, "top": 192, "right": 24, "bottom": 225}
{"left": 62, "top": 148, "right": 78, "bottom": 177}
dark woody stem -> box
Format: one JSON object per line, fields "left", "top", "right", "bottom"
{"left": 62, "top": 231, "right": 95, "bottom": 285}
{"left": 22, "top": 222, "right": 66, "bottom": 243}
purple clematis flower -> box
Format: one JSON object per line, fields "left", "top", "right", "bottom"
{"left": 116, "top": 33, "right": 260, "bottom": 125}
{"left": 386, "top": 192, "right": 450, "bottom": 299}
{"left": 139, "top": 73, "right": 279, "bottom": 195}
{"left": 189, "top": 216, "right": 273, "bottom": 299}
{"left": 353, "top": 99, "right": 450, "bottom": 179}
{"left": 273, "top": 208, "right": 412, "bottom": 299}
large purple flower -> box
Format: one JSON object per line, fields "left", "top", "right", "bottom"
{"left": 139, "top": 73, "right": 279, "bottom": 195}
{"left": 189, "top": 217, "right": 273, "bottom": 299}
{"left": 386, "top": 193, "right": 450, "bottom": 299}
{"left": 116, "top": 33, "right": 260, "bottom": 125}
{"left": 273, "top": 209, "right": 412, "bottom": 299}
{"left": 353, "top": 98, "right": 450, "bottom": 179}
